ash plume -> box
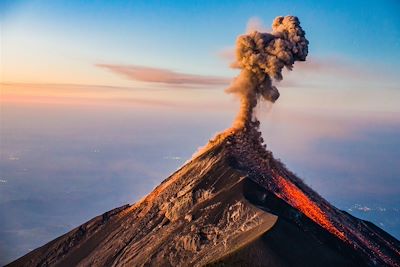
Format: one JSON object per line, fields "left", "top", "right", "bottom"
{"left": 227, "top": 16, "right": 309, "bottom": 129}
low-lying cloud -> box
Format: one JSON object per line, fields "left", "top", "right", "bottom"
{"left": 96, "top": 64, "right": 230, "bottom": 87}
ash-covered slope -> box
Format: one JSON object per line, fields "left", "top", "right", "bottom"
{"left": 8, "top": 125, "right": 400, "bottom": 267}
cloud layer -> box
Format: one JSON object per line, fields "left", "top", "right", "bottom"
{"left": 96, "top": 64, "right": 230, "bottom": 87}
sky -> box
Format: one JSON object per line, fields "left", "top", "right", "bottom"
{"left": 1, "top": 0, "right": 400, "bottom": 264}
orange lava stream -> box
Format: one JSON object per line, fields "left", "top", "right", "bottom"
{"left": 275, "top": 175, "right": 347, "bottom": 241}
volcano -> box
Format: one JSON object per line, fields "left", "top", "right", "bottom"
{"left": 8, "top": 124, "right": 400, "bottom": 267}
{"left": 7, "top": 15, "right": 400, "bottom": 267}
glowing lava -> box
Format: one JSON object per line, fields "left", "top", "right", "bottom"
{"left": 274, "top": 174, "right": 347, "bottom": 241}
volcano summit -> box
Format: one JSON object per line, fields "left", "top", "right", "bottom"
{"left": 8, "top": 16, "right": 400, "bottom": 267}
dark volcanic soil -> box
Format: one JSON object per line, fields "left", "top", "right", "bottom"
{"left": 7, "top": 127, "right": 400, "bottom": 267}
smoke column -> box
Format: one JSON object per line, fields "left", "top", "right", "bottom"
{"left": 227, "top": 16, "right": 309, "bottom": 129}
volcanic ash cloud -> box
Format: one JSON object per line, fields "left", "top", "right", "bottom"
{"left": 227, "top": 15, "right": 309, "bottom": 129}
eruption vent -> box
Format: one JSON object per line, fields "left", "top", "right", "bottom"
{"left": 227, "top": 16, "right": 309, "bottom": 129}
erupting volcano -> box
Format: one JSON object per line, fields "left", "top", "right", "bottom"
{"left": 8, "top": 16, "right": 400, "bottom": 267}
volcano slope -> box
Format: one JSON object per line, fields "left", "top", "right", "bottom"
{"left": 8, "top": 124, "right": 400, "bottom": 267}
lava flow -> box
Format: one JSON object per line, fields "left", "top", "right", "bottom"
{"left": 274, "top": 174, "right": 347, "bottom": 240}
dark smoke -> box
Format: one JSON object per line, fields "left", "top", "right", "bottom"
{"left": 226, "top": 16, "right": 309, "bottom": 129}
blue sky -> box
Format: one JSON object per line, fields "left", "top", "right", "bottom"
{"left": 0, "top": 0, "right": 400, "bottom": 264}
{"left": 2, "top": 0, "right": 400, "bottom": 81}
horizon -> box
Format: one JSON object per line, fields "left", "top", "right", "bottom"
{"left": 1, "top": 0, "right": 400, "bottom": 264}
